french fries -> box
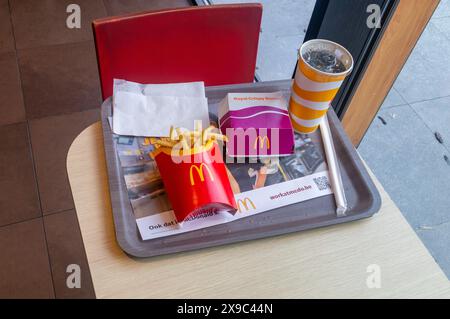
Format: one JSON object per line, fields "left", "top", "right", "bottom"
{"left": 150, "top": 123, "right": 227, "bottom": 157}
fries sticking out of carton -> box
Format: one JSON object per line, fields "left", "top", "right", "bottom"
{"left": 150, "top": 122, "right": 236, "bottom": 223}
{"left": 150, "top": 121, "right": 228, "bottom": 158}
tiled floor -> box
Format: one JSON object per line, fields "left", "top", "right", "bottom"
{"left": 9, "top": 0, "right": 107, "bottom": 49}
{"left": 0, "top": 0, "right": 15, "bottom": 53}
{"left": 359, "top": 0, "right": 450, "bottom": 278}
{"left": 0, "top": 0, "right": 191, "bottom": 299}
{"left": 0, "top": 123, "right": 40, "bottom": 227}
{"left": 19, "top": 41, "right": 102, "bottom": 118}
{"left": 29, "top": 109, "right": 100, "bottom": 214}
{"left": 0, "top": 52, "right": 25, "bottom": 125}
{"left": 0, "top": 219, "right": 54, "bottom": 298}
{"left": 44, "top": 210, "right": 95, "bottom": 298}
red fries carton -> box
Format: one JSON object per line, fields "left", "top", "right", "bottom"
{"left": 152, "top": 134, "right": 236, "bottom": 223}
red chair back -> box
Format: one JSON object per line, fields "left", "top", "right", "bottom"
{"left": 92, "top": 4, "right": 263, "bottom": 100}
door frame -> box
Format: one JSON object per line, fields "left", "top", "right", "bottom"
{"left": 342, "top": 0, "right": 440, "bottom": 146}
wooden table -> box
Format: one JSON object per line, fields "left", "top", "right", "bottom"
{"left": 67, "top": 122, "right": 450, "bottom": 298}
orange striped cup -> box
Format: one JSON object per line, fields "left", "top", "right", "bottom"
{"left": 289, "top": 39, "right": 353, "bottom": 133}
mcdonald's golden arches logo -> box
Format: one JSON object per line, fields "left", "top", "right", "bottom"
{"left": 253, "top": 135, "right": 270, "bottom": 149}
{"left": 189, "top": 163, "right": 214, "bottom": 186}
{"left": 236, "top": 197, "right": 256, "bottom": 213}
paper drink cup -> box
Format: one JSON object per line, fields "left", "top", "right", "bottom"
{"left": 289, "top": 39, "right": 353, "bottom": 133}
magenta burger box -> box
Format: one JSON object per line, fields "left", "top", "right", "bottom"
{"left": 218, "top": 92, "right": 295, "bottom": 157}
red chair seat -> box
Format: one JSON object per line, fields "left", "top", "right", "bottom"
{"left": 93, "top": 4, "right": 263, "bottom": 100}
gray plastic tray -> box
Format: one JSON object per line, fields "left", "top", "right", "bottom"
{"left": 101, "top": 80, "right": 381, "bottom": 258}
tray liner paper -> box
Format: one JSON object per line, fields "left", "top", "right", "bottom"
{"left": 112, "top": 126, "right": 333, "bottom": 240}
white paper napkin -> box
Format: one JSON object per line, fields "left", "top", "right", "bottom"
{"left": 113, "top": 79, "right": 206, "bottom": 97}
{"left": 111, "top": 80, "right": 209, "bottom": 137}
